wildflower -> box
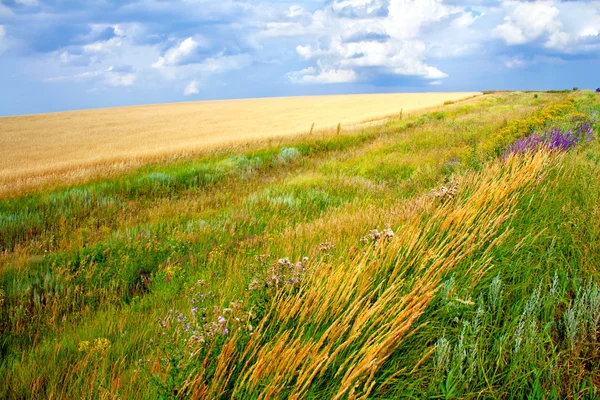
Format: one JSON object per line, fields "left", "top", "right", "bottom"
{"left": 78, "top": 341, "right": 91, "bottom": 352}
{"left": 217, "top": 316, "right": 226, "bottom": 325}
{"left": 78, "top": 338, "right": 111, "bottom": 354}
{"left": 93, "top": 338, "right": 111, "bottom": 352}
{"left": 432, "top": 180, "right": 458, "bottom": 202}
{"left": 222, "top": 328, "right": 229, "bottom": 336}
{"left": 248, "top": 280, "right": 261, "bottom": 291}
{"left": 278, "top": 258, "right": 291, "bottom": 267}
{"left": 503, "top": 121, "right": 594, "bottom": 158}
{"left": 382, "top": 227, "right": 395, "bottom": 240}
{"left": 369, "top": 229, "right": 381, "bottom": 240}
{"left": 191, "top": 307, "right": 198, "bottom": 314}
{"left": 319, "top": 242, "right": 335, "bottom": 252}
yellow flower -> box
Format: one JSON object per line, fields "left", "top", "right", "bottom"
{"left": 78, "top": 338, "right": 111, "bottom": 353}
{"left": 92, "top": 338, "right": 111, "bottom": 352}
{"left": 78, "top": 341, "right": 91, "bottom": 352}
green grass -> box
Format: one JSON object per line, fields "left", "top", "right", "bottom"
{"left": 1, "top": 91, "right": 599, "bottom": 399}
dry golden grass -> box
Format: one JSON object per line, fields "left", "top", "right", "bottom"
{"left": 0, "top": 92, "right": 479, "bottom": 195}
{"left": 179, "top": 151, "right": 554, "bottom": 399}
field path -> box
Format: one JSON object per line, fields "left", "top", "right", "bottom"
{"left": 0, "top": 92, "right": 479, "bottom": 194}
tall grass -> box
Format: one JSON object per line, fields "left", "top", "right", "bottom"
{"left": 1, "top": 91, "right": 598, "bottom": 398}
{"left": 176, "top": 152, "right": 555, "bottom": 398}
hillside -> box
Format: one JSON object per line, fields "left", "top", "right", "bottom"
{"left": 1, "top": 91, "right": 599, "bottom": 399}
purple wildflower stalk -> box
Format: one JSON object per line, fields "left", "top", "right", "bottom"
{"left": 503, "top": 121, "right": 594, "bottom": 158}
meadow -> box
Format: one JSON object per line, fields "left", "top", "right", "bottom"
{"left": 0, "top": 92, "right": 478, "bottom": 197}
{"left": 0, "top": 90, "right": 599, "bottom": 399}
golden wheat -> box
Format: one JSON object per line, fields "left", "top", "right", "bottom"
{"left": 0, "top": 93, "right": 479, "bottom": 195}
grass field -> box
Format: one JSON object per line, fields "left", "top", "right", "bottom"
{"left": 1, "top": 90, "right": 599, "bottom": 399}
{"left": 0, "top": 92, "right": 478, "bottom": 197}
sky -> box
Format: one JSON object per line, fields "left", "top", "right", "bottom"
{"left": 0, "top": 0, "right": 599, "bottom": 116}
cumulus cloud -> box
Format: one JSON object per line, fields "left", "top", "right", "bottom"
{"left": 83, "top": 37, "right": 123, "bottom": 54}
{"left": 287, "top": 65, "right": 357, "bottom": 84}
{"left": 494, "top": 1, "right": 561, "bottom": 45}
{"left": 494, "top": 0, "right": 600, "bottom": 53}
{"left": 281, "top": 0, "right": 458, "bottom": 85}
{"left": 452, "top": 10, "right": 482, "bottom": 28}
{"left": 184, "top": 80, "right": 200, "bottom": 96}
{"left": 153, "top": 37, "right": 210, "bottom": 68}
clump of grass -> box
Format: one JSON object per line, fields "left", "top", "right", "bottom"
{"left": 276, "top": 147, "right": 302, "bottom": 164}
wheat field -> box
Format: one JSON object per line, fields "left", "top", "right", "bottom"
{"left": 0, "top": 92, "right": 478, "bottom": 195}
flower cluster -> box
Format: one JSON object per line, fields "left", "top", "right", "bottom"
{"left": 360, "top": 227, "right": 395, "bottom": 247}
{"left": 144, "top": 281, "right": 254, "bottom": 396}
{"left": 162, "top": 282, "right": 252, "bottom": 346}
{"left": 78, "top": 337, "right": 111, "bottom": 354}
{"left": 248, "top": 257, "right": 309, "bottom": 291}
{"left": 504, "top": 119, "right": 594, "bottom": 157}
{"left": 431, "top": 180, "right": 458, "bottom": 202}
{"left": 485, "top": 98, "right": 576, "bottom": 154}
{"left": 318, "top": 242, "right": 335, "bottom": 252}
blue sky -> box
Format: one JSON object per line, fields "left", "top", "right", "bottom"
{"left": 1, "top": 0, "right": 599, "bottom": 116}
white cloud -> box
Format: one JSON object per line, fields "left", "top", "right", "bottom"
{"left": 287, "top": 65, "right": 357, "bottom": 84}
{"left": 280, "top": 0, "right": 457, "bottom": 84}
{"left": 452, "top": 11, "right": 481, "bottom": 29}
{"left": 15, "top": 0, "right": 38, "bottom": 5}
{"left": 493, "top": 1, "right": 600, "bottom": 53}
{"left": 83, "top": 37, "right": 123, "bottom": 54}
{"left": 296, "top": 44, "right": 330, "bottom": 60}
{"left": 153, "top": 37, "right": 209, "bottom": 68}
{"left": 429, "top": 80, "right": 442, "bottom": 86}
{"left": 153, "top": 52, "right": 252, "bottom": 85}
{"left": 58, "top": 51, "right": 92, "bottom": 66}
{"left": 47, "top": 66, "right": 135, "bottom": 87}
{"left": 104, "top": 67, "right": 136, "bottom": 87}
{"left": 184, "top": 80, "right": 200, "bottom": 95}
{"left": 504, "top": 56, "right": 526, "bottom": 69}
{"left": 494, "top": 1, "right": 561, "bottom": 45}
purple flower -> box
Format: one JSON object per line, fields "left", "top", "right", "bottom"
{"left": 503, "top": 121, "right": 594, "bottom": 159}
{"left": 222, "top": 328, "right": 229, "bottom": 336}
